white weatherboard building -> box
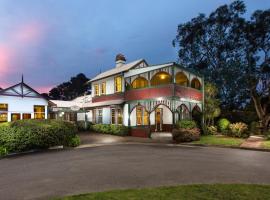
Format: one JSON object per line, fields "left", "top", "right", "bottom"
{"left": 0, "top": 78, "right": 49, "bottom": 123}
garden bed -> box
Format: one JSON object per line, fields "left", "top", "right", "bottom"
{"left": 191, "top": 135, "right": 245, "bottom": 147}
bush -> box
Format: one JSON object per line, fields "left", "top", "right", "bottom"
{"left": 229, "top": 122, "right": 249, "bottom": 138}
{"left": 0, "top": 146, "right": 8, "bottom": 156}
{"left": 217, "top": 118, "right": 230, "bottom": 133}
{"left": 76, "top": 121, "right": 93, "bottom": 131}
{"left": 249, "top": 121, "right": 261, "bottom": 135}
{"left": 178, "top": 120, "right": 197, "bottom": 129}
{"left": 92, "top": 124, "right": 128, "bottom": 136}
{"left": 0, "top": 119, "right": 78, "bottom": 153}
{"left": 204, "top": 126, "right": 218, "bottom": 135}
{"left": 172, "top": 128, "right": 200, "bottom": 143}
{"left": 66, "top": 135, "right": 81, "bottom": 147}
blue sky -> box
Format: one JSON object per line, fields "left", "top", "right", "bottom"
{"left": 0, "top": 0, "right": 269, "bottom": 92}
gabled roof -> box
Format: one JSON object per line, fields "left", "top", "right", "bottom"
{"left": 0, "top": 81, "right": 48, "bottom": 101}
{"left": 90, "top": 59, "right": 146, "bottom": 82}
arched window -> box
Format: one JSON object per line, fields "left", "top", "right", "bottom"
{"left": 178, "top": 104, "right": 190, "bottom": 120}
{"left": 175, "top": 72, "right": 189, "bottom": 86}
{"left": 150, "top": 71, "right": 172, "bottom": 86}
{"left": 131, "top": 77, "right": 148, "bottom": 89}
{"left": 191, "top": 78, "right": 201, "bottom": 90}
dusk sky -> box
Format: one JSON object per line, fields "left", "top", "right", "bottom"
{"left": 0, "top": 0, "right": 269, "bottom": 93}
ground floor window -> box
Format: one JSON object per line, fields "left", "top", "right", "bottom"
{"left": 0, "top": 113, "right": 8, "bottom": 123}
{"left": 136, "top": 106, "right": 149, "bottom": 126}
{"left": 34, "top": 105, "right": 45, "bottom": 119}
{"left": 117, "top": 108, "right": 123, "bottom": 125}
{"left": 23, "top": 113, "right": 31, "bottom": 119}
{"left": 97, "top": 109, "right": 102, "bottom": 124}
{"left": 111, "top": 108, "right": 116, "bottom": 124}
{"left": 11, "top": 113, "right": 21, "bottom": 121}
{"left": 179, "top": 105, "right": 190, "bottom": 120}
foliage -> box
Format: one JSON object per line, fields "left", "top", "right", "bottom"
{"left": 0, "top": 146, "right": 8, "bottom": 156}
{"left": 229, "top": 122, "right": 249, "bottom": 138}
{"left": 76, "top": 121, "right": 93, "bottom": 131}
{"left": 249, "top": 121, "right": 261, "bottom": 135}
{"left": 173, "top": 1, "right": 270, "bottom": 131}
{"left": 192, "top": 135, "right": 244, "bottom": 147}
{"left": 92, "top": 124, "right": 128, "bottom": 136}
{"left": 204, "top": 126, "right": 218, "bottom": 135}
{"left": 204, "top": 83, "right": 220, "bottom": 126}
{"left": 263, "top": 141, "right": 270, "bottom": 149}
{"left": 49, "top": 73, "right": 91, "bottom": 100}
{"left": 0, "top": 120, "right": 78, "bottom": 153}
{"left": 178, "top": 120, "right": 197, "bottom": 129}
{"left": 217, "top": 118, "right": 230, "bottom": 133}
{"left": 172, "top": 128, "right": 200, "bottom": 143}
{"left": 66, "top": 135, "right": 81, "bottom": 147}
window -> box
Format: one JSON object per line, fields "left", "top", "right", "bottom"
{"left": 175, "top": 72, "right": 189, "bottom": 86}
{"left": 34, "top": 105, "right": 45, "bottom": 119}
{"left": 98, "top": 109, "right": 102, "bottom": 124}
{"left": 101, "top": 82, "right": 106, "bottom": 95}
{"left": 179, "top": 105, "right": 190, "bottom": 120}
{"left": 150, "top": 71, "right": 172, "bottom": 86}
{"left": 94, "top": 84, "right": 99, "bottom": 96}
{"left": 23, "top": 113, "right": 31, "bottom": 119}
{"left": 0, "top": 113, "right": 7, "bottom": 123}
{"left": 117, "top": 109, "right": 123, "bottom": 124}
{"left": 11, "top": 113, "right": 21, "bottom": 121}
{"left": 131, "top": 77, "right": 148, "bottom": 89}
{"left": 115, "top": 76, "right": 122, "bottom": 92}
{"left": 111, "top": 108, "right": 116, "bottom": 124}
{"left": 136, "top": 106, "right": 149, "bottom": 126}
{"left": 0, "top": 104, "right": 8, "bottom": 111}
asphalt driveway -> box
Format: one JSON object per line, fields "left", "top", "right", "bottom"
{"left": 0, "top": 144, "right": 270, "bottom": 200}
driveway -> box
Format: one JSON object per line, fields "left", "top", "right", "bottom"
{"left": 0, "top": 144, "right": 270, "bottom": 200}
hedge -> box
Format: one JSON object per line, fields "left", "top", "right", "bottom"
{"left": 92, "top": 124, "right": 128, "bottom": 136}
{"left": 0, "top": 119, "right": 80, "bottom": 154}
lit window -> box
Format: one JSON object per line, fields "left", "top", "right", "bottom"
{"left": 34, "top": 105, "right": 45, "bottom": 119}
{"left": 117, "top": 109, "right": 123, "bottom": 124}
{"left": 0, "top": 113, "right": 8, "bottom": 123}
{"left": 23, "top": 113, "right": 31, "bottom": 119}
{"left": 111, "top": 108, "right": 116, "bottom": 124}
{"left": 0, "top": 104, "right": 8, "bottom": 111}
{"left": 115, "top": 76, "right": 122, "bottom": 92}
{"left": 11, "top": 113, "right": 21, "bottom": 121}
{"left": 136, "top": 106, "right": 149, "bottom": 126}
{"left": 94, "top": 84, "right": 99, "bottom": 96}
{"left": 150, "top": 72, "right": 172, "bottom": 86}
{"left": 131, "top": 77, "right": 148, "bottom": 89}
{"left": 101, "top": 82, "right": 106, "bottom": 95}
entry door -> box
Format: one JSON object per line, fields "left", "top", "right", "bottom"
{"left": 155, "top": 108, "right": 163, "bottom": 131}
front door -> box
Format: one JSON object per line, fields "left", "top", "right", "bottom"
{"left": 155, "top": 108, "right": 163, "bottom": 131}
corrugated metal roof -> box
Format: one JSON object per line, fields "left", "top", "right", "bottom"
{"left": 90, "top": 59, "right": 144, "bottom": 82}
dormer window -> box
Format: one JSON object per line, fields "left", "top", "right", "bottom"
{"left": 94, "top": 84, "right": 99, "bottom": 96}
{"left": 115, "top": 76, "right": 122, "bottom": 92}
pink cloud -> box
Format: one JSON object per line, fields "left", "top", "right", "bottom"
{"left": 0, "top": 45, "right": 13, "bottom": 76}
{"left": 35, "top": 85, "right": 54, "bottom": 93}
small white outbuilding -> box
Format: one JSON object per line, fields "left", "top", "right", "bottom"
{"left": 0, "top": 78, "right": 49, "bottom": 123}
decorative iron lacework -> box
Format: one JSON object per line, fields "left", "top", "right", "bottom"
{"left": 129, "top": 99, "right": 202, "bottom": 113}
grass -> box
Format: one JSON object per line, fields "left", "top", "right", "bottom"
{"left": 262, "top": 140, "right": 270, "bottom": 149}
{"left": 53, "top": 184, "right": 270, "bottom": 200}
{"left": 191, "top": 135, "right": 244, "bottom": 147}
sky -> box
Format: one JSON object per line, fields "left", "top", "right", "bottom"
{"left": 0, "top": 0, "right": 269, "bottom": 93}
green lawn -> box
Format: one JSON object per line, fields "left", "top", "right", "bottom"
{"left": 54, "top": 184, "right": 270, "bottom": 200}
{"left": 191, "top": 135, "right": 244, "bottom": 147}
{"left": 262, "top": 140, "right": 270, "bottom": 149}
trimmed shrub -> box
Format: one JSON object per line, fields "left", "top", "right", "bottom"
{"left": 0, "top": 119, "right": 78, "bottom": 153}
{"left": 229, "top": 122, "right": 249, "bottom": 138}
{"left": 92, "top": 124, "right": 128, "bottom": 136}
{"left": 66, "top": 135, "right": 81, "bottom": 147}
{"left": 178, "top": 120, "right": 197, "bottom": 129}
{"left": 217, "top": 118, "right": 230, "bottom": 133}
{"left": 172, "top": 128, "right": 200, "bottom": 143}
{"left": 205, "top": 126, "right": 218, "bottom": 135}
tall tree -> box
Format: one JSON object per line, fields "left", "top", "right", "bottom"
{"left": 49, "top": 73, "right": 91, "bottom": 100}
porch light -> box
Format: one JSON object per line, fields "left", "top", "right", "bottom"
{"left": 160, "top": 74, "right": 166, "bottom": 79}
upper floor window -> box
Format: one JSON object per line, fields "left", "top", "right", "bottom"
{"left": 0, "top": 103, "right": 8, "bottom": 111}
{"left": 34, "top": 105, "right": 45, "bottom": 119}
{"left": 191, "top": 78, "right": 201, "bottom": 90}
{"left": 94, "top": 84, "right": 99, "bottom": 96}
{"left": 131, "top": 77, "right": 148, "bottom": 89}
{"left": 150, "top": 71, "right": 172, "bottom": 86}
{"left": 101, "top": 82, "right": 106, "bottom": 95}
{"left": 175, "top": 72, "right": 189, "bottom": 86}
{"left": 115, "top": 76, "right": 122, "bottom": 92}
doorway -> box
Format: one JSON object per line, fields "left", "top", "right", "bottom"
{"left": 155, "top": 108, "right": 163, "bottom": 131}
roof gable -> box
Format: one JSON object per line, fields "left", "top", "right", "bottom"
{"left": 90, "top": 59, "right": 147, "bottom": 82}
